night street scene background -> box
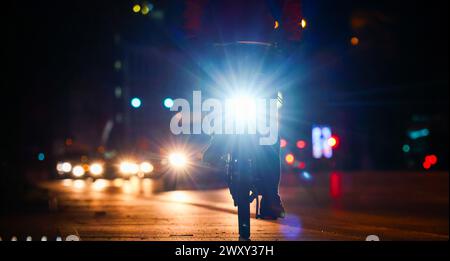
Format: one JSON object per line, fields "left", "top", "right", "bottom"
{"left": 1, "top": 0, "right": 448, "bottom": 242}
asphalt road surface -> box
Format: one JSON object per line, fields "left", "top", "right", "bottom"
{"left": 0, "top": 171, "right": 448, "bottom": 241}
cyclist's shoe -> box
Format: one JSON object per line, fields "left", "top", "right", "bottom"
{"left": 259, "top": 197, "right": 286, "bottom": 220}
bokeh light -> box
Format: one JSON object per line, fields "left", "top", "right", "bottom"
{"left": 402, "top": 144, "right": 410, "bottom": 153}
{"left": 163, "top": 98, "right": 174, "bottom": 109}
{"left": 37, "top": 152, "right": 45, "bottom": 161}
{"left": 141, "top": 5, "right": 150, "bottom": 15}
{"left": 298, "top": 161, "right": 306, "bottom": 169}
{"left": 285, "top": 154, "right": 295, "bottom": 165}
{"left": 89, "top": 163, "right": 104, "bottom": 176}
{"left": 300, "top": 18, "right": 307, "bottom": 29}
{"left": 131, "top": 97, "right": 142, "bottom": 108}
{"left": 61, "top": 162, "right": 72, "bottom": 173}
{"left": 302, "top": 171, "right": 311, "bottom": 180}
{"left": 132, "top": 4, "right": 141, "bottom": 13}
{"left": 423, "top": 161, "right": 431, "bottom": 170}
{"left": 425, "top": 155, "right": 438, "bottom": 165}
{"left": 327, "top": 136, "right": 339, "bottom": 148}
{"left": 72, "top": 165, "right": 85, "bottom": 178}
{"left": 280, "top": 138, "right": 287, "bottom": 148}
{"left": 140, "top": 162, "right": 154, "bottom": 173}
{"left": 296, "top": 140, "right": 306, "bottom": 149}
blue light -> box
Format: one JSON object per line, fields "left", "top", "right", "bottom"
{"left": 163, "top": 98, "right": 174, "bottom": 109}
{"left": 280, "top": 214, "right": 302, "bottom": 239}
{"left": 38, "top": 152, "right": 45, "bottom": 161}
{"left": 402, "top": 144, "right": 410, "bottom": 153}
{"left": 131, "top": 97, "right": 142, "bottom": 108}
{"left": 312, "top": 126, "right": 333, "bottom": 159}
{"left": 302, "top": 171, "right": 311, "bottom": 180}
{"left": 408, "top": 128, "right": 430, "bottom": 140}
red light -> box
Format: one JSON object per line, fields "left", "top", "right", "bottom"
{"left": 296, "top": 140, "right": 307, "bottom": 149}
{"left": 285, "top": 154, "right": 295, "bottom": 165}
{"left": 280, "top": 139, "right": 287, "bottom": 148}
{"left": 298, "top": 161, "right": 306, "bottom": 169}
{"left": 327, "top": 136, "right": 339, "bottom": 148}
{"left": 330, "top": 172, "right": 342, "bottom": 198}
{"left": 425, "top": 155, "right": 438, "bottom": 165}
{"left": 423, "top": 161, "right": 431, "bottom": 170}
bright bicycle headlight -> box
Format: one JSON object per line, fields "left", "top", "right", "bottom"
{"left": 229, "top": 95, "right": 257, "bottom": 122}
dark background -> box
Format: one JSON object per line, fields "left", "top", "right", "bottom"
{"left": 1, "top": 0, "right": 448, "bottom": 208}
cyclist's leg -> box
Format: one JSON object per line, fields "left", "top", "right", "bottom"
{"left": 257, "top": 141, "right": 285, "bottom": 218}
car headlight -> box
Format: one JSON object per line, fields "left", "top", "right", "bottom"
{"left": 119, "top": 161, "right": 139, "bottom": 175}
{"left": 57, "top": 162, "right": 72, "bottom": 173}
{"left": 168, "top": 152, "right": 188, "bottom": 169}
{"left": 72, "top": 165, "right": 85, "bottom": 178}
{"left": 140, "top": 162, "right": 154, "bottom": 173}
{"left": 56, "top": 162, "right": 63, "bottom": 171}
{"left": 89, "top": 163, "right": 104, "bottom": 176}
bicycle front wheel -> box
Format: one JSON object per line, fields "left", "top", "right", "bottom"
{"left": 237, "top": 168, "right": 251, "bottom": 240}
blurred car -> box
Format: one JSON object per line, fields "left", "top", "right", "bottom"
{"left": 53, "top": 138, "right": 220, "bottom": 194}
{"left": 55, "top": 151, "right": 91, "bottom": 179}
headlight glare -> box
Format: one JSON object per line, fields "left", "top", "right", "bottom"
{"left": 119, "top": 161, "right": 139, "bottom": 175}
{"left": 169, "top": 153, "right": 188, "bottom": 168}
{"left": 72, "top": 165, "right": 85, "bottom": 177}
{"left": 89, "top": 163, "right": 104, "bottom": 176}
{"left": 140, "top": 162, "right": 154, "bottom": 173}
{"left": 61, "top": 162, "right": 72, "bottom": 173}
